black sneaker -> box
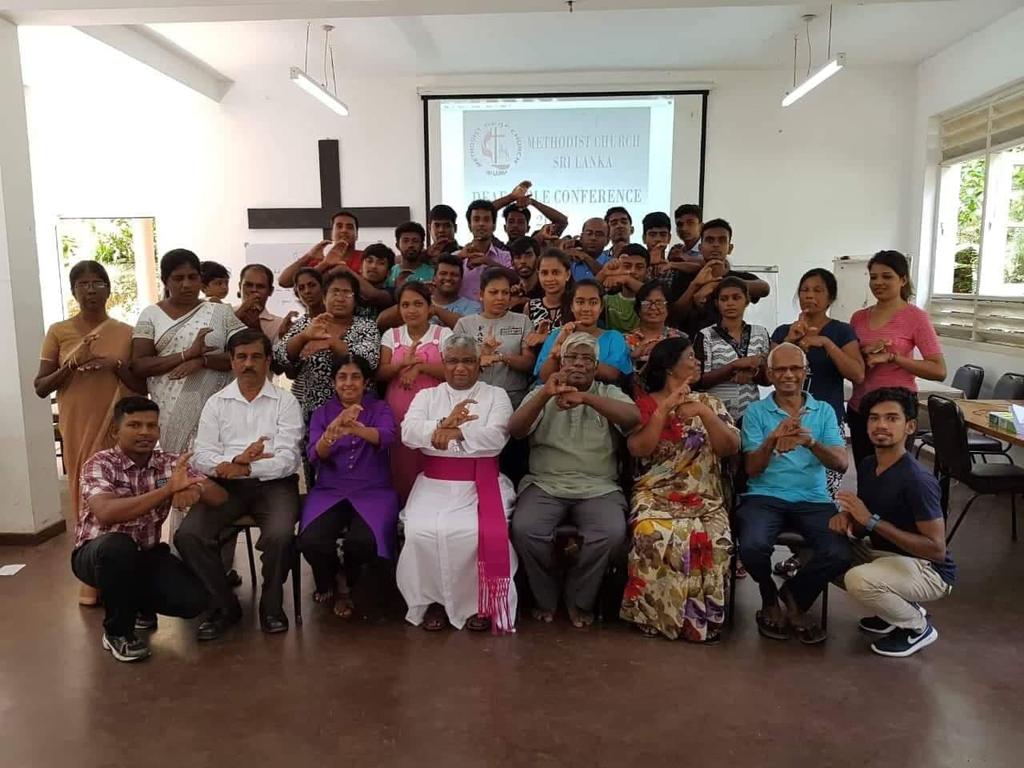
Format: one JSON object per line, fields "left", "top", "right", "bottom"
{"left": 135, "top": 612, "right": 158, "bottom": 631}
{"left": 871, "top": 622, "right": 938, "bottom": 658}
{"left": 858, "top": 604, "right": 927, "bottom": 635}
{"left": 102, "top": 633, "right": 151, "bottom": 662}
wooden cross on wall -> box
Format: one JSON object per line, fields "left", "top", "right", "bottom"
{"left": 247, "top": 139, "right": 410, "bottom": 238}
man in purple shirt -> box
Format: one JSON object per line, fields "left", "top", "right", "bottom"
{"left": 457, "top": 199, "right": 513, "bottom": 300}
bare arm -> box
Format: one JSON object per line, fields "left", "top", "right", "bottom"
{"left": 508, "top": 392, "right": 550, "bottom": 440}
{"left": 874, "top": 517, "right": 947, "bottom": 562}
{"left": 279, "top": 242, "right": 329, "bottom": 288}
{"left": 744, "top": 433, "right": 778, "bottom": 478}
{"left": 377, "top": 304, "right": 402, "bottom": 331}
{"left": 34, "top": 358, "right": 75, "bottom": 399}
{"left": 892, "top": 353, "right": 946, "bottom": 383}
{"left": 528, "top": 199, "right": 569, "bottom": 232}
{"left": 131, "top": 338, "right": 184, "bottom": 377}
{"left": 827, "top": 338, "right": 865, "bottom": 385}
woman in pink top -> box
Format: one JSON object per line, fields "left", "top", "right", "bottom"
{"left": 847, "top": 250, "right": 946, "bottom": 465}
{"left": 377, "top": 281, "right": 451, "bottom": 502}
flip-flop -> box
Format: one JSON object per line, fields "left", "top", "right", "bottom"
{"left": 793, "top": 623, "right": 827, "bottom": 645}
{"left": 422, "top": 605, "right": 449, "bottom": 632}
{"left": 466, "top": 614, "right": 491, "bottom": 632}
{"left": 756, "top": 610, "right": 790, "bottom": 641}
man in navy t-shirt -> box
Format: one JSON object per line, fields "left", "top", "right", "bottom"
{"left": 831, "top": 386, "right": 955, "bottom": 657}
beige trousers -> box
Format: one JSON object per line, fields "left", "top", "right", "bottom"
{"left": 843, "top": 544, "right": 951, "bottom": 631}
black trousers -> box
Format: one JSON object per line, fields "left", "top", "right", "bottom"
{"left": 174, "top": 475, "right": 299, "bottom": 617}
{"left": 71, "top": 534, "right": 207, "bottom": 637}
{"left": 296, "top": 501, "right": 378, "bottom": 595}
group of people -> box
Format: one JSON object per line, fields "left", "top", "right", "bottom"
{"left": 36, "top": 184, "right": 956, "bottom": 663}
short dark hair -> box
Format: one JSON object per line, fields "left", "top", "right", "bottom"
{"left": 621, "top": 243, "right": 651, "bottom": 265}
{"left": 324, "top": 270, "right": 362, "bottom": 304}
{"left": 701, "top": 218, "right": 733, "bottom": 238}
{"left": 397, "top": 280, "right": 432, "bottom": 305}
{"left": 362, "top": 243, "right": 396, "bottom": 269}
{"left": 509, "top": 236, "right": 539, "bottom": 258}
{"left": 293, "top": 267, "right": 324, "bottom": 288}
{"left": 160, "top": 249, "right": 201, "bottom": 284}
{"left": 715, "top": 275, "right": 750, "bottom": 301}
{"left": 199, "top": 260, "right": 229, "bottom": 285}
{"left": 798, "top": 268, "right": 838, "bottom": 303}
{"left": 604, "top": 206, "right": 632, "bottom": 223}
{"left": 868, "top": 249, "right": 914, "bottom": 301}
{"left": 634, "top": 279, "right": 667, "bottom": 315}
{"left": 227, "top": 328, "right": 272, "bottom": 357}
{"left": 436, "top": 253, "right": 464, "bottom": 276}
{"left": 502, "top": 204, "right": 532, "bottom": 224}
{"left": 465, "top": 199, "right": 495, "bottom": 224}
{"left": 395, "top": 221, "right": 426, "bottom": 242}
{"left": 861, "top": 386, "right": 918, "bottom": 421}
{"left": 480, "top": 266, "right": 513, "bottom": 292}
{"left": 68, "top": 260, "right": 110, "bottom": 292}
{"left": 113, "top": 396, "right": 159, "bottom": 423}
{"left": 674, "top": 204, "right": 702, "bottom": 221}
{"left": 240, "top": 263, "right": 275, "bottom": 294}
{"left": 331, "top": 353, "right": 374, "bottom": 380}
{"left": 642, "top": 211, "right": 672, "bottom": 235}
{"left": 643, "top": 336, "right": 695, "bottom": 394}
{"left": 428, "top": 204, "right": 458, "bottom": 225}
{"left": 331, "top": 210, "right": 360, "bottom": 230}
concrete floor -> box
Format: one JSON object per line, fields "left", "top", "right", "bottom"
{"left": 1, "top": 479, "right": 1022, "bottom": 768}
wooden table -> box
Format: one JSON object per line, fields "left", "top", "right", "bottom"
{"left": 918, "top": 398, "right": 1024, "bottom": 447}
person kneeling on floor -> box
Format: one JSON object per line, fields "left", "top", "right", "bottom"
{"left": 72, "top": 396, "right": 226, "bottom": 662}
{"left": 831, "top": 386, "right": 955, "bottom": 658}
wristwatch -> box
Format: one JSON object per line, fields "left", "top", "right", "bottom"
{"left": 865, "top": 513, "right": 881, "bottom": 532}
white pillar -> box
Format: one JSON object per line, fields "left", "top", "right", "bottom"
{"left": 0, "top": 18, "right": 62, "bottom": 539}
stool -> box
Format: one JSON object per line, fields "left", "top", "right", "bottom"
{"left": 229, "top": 515, "right": 303, "bottom": 626}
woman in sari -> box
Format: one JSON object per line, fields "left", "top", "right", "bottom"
{"left": 377, "top": 281, "right": 450, "bottom": 502}
{"left": 131, "top": 249, "right": 245, "bottom": 533}
{"left": 35, "top": 261, "right": 146, "bottom": 605}
{"left": 620, "top": 336, "right": 741, "bottom": 642}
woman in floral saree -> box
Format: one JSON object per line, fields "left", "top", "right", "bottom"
{"left": 620, "top": 336, "right": 740, "bottom": 642}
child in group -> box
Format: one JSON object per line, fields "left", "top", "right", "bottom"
{"left": 597, "top": 243, "right": 650, "bottom": 333}
{"left": 200, "top": 261, "right": 230, "bottom": 303}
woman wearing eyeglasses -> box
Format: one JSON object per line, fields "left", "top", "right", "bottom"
{"left": 274, "top": 271, "right": 381, "bottom": 424}
{"left": 35, "top": 260, "right": 146, "bottom": 605}
{"left": 534, "top": 279, "right": 633, "bottom": 384}
{"left": 624, "top": 281, "right": 684, "bottom": 370}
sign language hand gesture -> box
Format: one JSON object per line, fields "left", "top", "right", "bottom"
{"left": 440, "top": 399, "right": 479, "bottom": 430}
{"left": 233, "top": 436, "right": 273, "bottom": 466}
{"left": 169, "top": 452, "right": 203, "bottom": 508}
{"left": 656, "top": 383, "right": 700, "bottom": 419}
{"left": 338, "top": 404, "right": 364, "bottom": 428}
{"left": 836, "top": 490, "right": 872, "bottom": 526}
{"left": 186, "top": 327, "right": 216, "bottom": 359}
{"left": 543, "top": 371, "right": 577, "bottom": 399}
{"left": 863, "top": 339, "right": 893, "bottom": 368}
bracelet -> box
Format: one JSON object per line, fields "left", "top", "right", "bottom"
{"left": 180, "top": 351, "right": 186, "bottom": 362}
{"left": 865, "top": 513, "right": 881, "bottom": 532}
{"left": 888, "top": 352, "right": 896, "bottom": 364}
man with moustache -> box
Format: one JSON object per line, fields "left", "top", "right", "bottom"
{"left": 508, "top": 236, "right": 542, "bottom": 312}
{"left": 277, "top": 209, "right": 364, "bottom": 288}
{"left": 376, "top": 254, "right": 481, "bottom": 331}
{"left": 564, "top": 217, "right": 612, "bottom": 282}
{"left": 387, "top": 221, "right": 434, "bottom": 288}
{"left": 234, "top": 264, "right": 293, "bottom": 347}
{"left": 509, "top": 332, "right": 639, "bottom": 628}
{"left": 72, "top": 396, "right": 226, "bottom": 662}
{"left": 832, "top": 387, "right": 955, "bottom": 657}
{"left": 490, "top": 180, "right": 569, "bottom": 244}
{"left": 175, "top": 329, "right": 303, "bottom": 640}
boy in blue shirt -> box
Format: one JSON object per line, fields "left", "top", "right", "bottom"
{"left": 832, "top": 387, "right": 955, "bottom": 657}
{"left": 738, "top": 343, "right": 852, "bottom": 644}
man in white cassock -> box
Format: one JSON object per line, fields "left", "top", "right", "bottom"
{"left": 397, "top": 333, "right": 518, "bottom": 633}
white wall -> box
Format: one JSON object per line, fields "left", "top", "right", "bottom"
{"left": 21, "top": 26, "right": 915, "bottom": 331}
{"left": 906, "top": 6, "right": 1024, "bottom": 391}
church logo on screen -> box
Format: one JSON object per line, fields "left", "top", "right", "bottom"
{"left": 469, "top": 122, "right": 522, "bottom": 176}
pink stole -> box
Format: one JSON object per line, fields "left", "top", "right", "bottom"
{"left": 421, "top": 455, "right": 513, "bottom": 634}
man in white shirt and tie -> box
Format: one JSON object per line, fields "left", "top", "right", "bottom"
{"left": 175, "top": 329, "right": 304, "bottom": 640}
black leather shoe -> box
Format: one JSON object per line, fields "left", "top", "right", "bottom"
{"left": 260, "top": 614, "right": 289, "bottom": 635}
{"left": 197, "top": 606, "right": 241, "bottom": 642}
{"left": 226, "top": 569, "right": 243, "bottom": 588}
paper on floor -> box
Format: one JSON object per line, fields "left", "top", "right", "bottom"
{"left": 0, "top": 564, "right": 27, "bottom": 576}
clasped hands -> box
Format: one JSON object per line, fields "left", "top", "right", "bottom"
{"left": 828, "top": 490, "right": 872, "bottom": 536}
{"left": 543, "top": 372, "right": 589, "bottom": 411}
{"left": 770, "top": 415, "right": 813, "bottom": 454}
{"left": 169, "top": 328, "right": 216, "bottom": 379}
{"left": 654, "top": 382, "right": 703, "bottom": 420}
{"left": 785, "top": 312, "right": 829, "bottom": 352}
{"left": 169, "top": 452, "right": 204, "bottom": 509}
{"left": 213, "top": 436, "right": 272, "bottom": 479}
{"left": 321, "top": 404, "right": 365, "bottom": 446}
{"left": 431, "top": 399, "right": 478, "bottom": 449}
{"left": 69, "top": 332, "right": 121, "bottom": 374}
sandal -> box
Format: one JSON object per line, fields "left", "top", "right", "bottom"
{"left": 755, "top": 609, "right": 790, "bottom": 641}
{"left": 333, "top": 594, "right": 354, "bottom": 619}
{"left": 422, "top": 604, "right": 449, "bottom": 632}
{"left": 637, "top": 625, "right": 660, "bottom": 639}
{"left": 773, "top": 555, "right": 801, "bottom": 579}
{"left": 793, "top": 622, "right": 827, "bottom": 645}
{"left": 531, "top": 608, "right": 555, "bottom": 623}
{"left": 466, "top": 614, "right": 492, "bottom": 632}
{"left": 312, "top": 590, "right": 334, "bottom": 604}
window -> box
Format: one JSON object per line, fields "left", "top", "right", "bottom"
{"left": 930, "top": 86, "right": 1024, "bottom": 347}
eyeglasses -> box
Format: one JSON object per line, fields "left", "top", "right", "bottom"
{"left": 562, "top": 353, "right": 597, "bottom": 366}
{"left": 640, "top": 299, "right": 667, "bottom": 309}
{"left": 74, "top": 281, "right": 108, "bottom": 291}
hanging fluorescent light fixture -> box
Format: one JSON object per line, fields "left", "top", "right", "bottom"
{"left": 291, "top": 23, "right": 349, "bottom": 116}
{"left": 290, "top": 66, "right": 349, "bottom": 116}
{"left": 782, "top": 53, "right": 846, "bottom": 107}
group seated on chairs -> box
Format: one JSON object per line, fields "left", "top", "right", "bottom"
{"left": 57, "top": 198, "right": 971, "bottom": 663}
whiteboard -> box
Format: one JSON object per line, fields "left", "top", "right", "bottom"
{"left": 831, "top": 256, "right": 874, "bottom": 323}
{"left": 244, "top": 242, "right": 311, "bottom": 318}
{"left": 732, "top": 264, "right": 779, "bottom": 332}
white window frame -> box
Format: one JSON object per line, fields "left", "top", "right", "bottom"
{"left": 929, "top": 84, "right": 1024, "bottom": 349}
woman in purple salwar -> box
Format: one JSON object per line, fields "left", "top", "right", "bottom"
{"left": 296, "top": 354, "right": 400, "bottom": 618}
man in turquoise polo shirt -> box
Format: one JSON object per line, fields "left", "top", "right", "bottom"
{"left": 738, "top": 342, "right": 852, "bottom": 645}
